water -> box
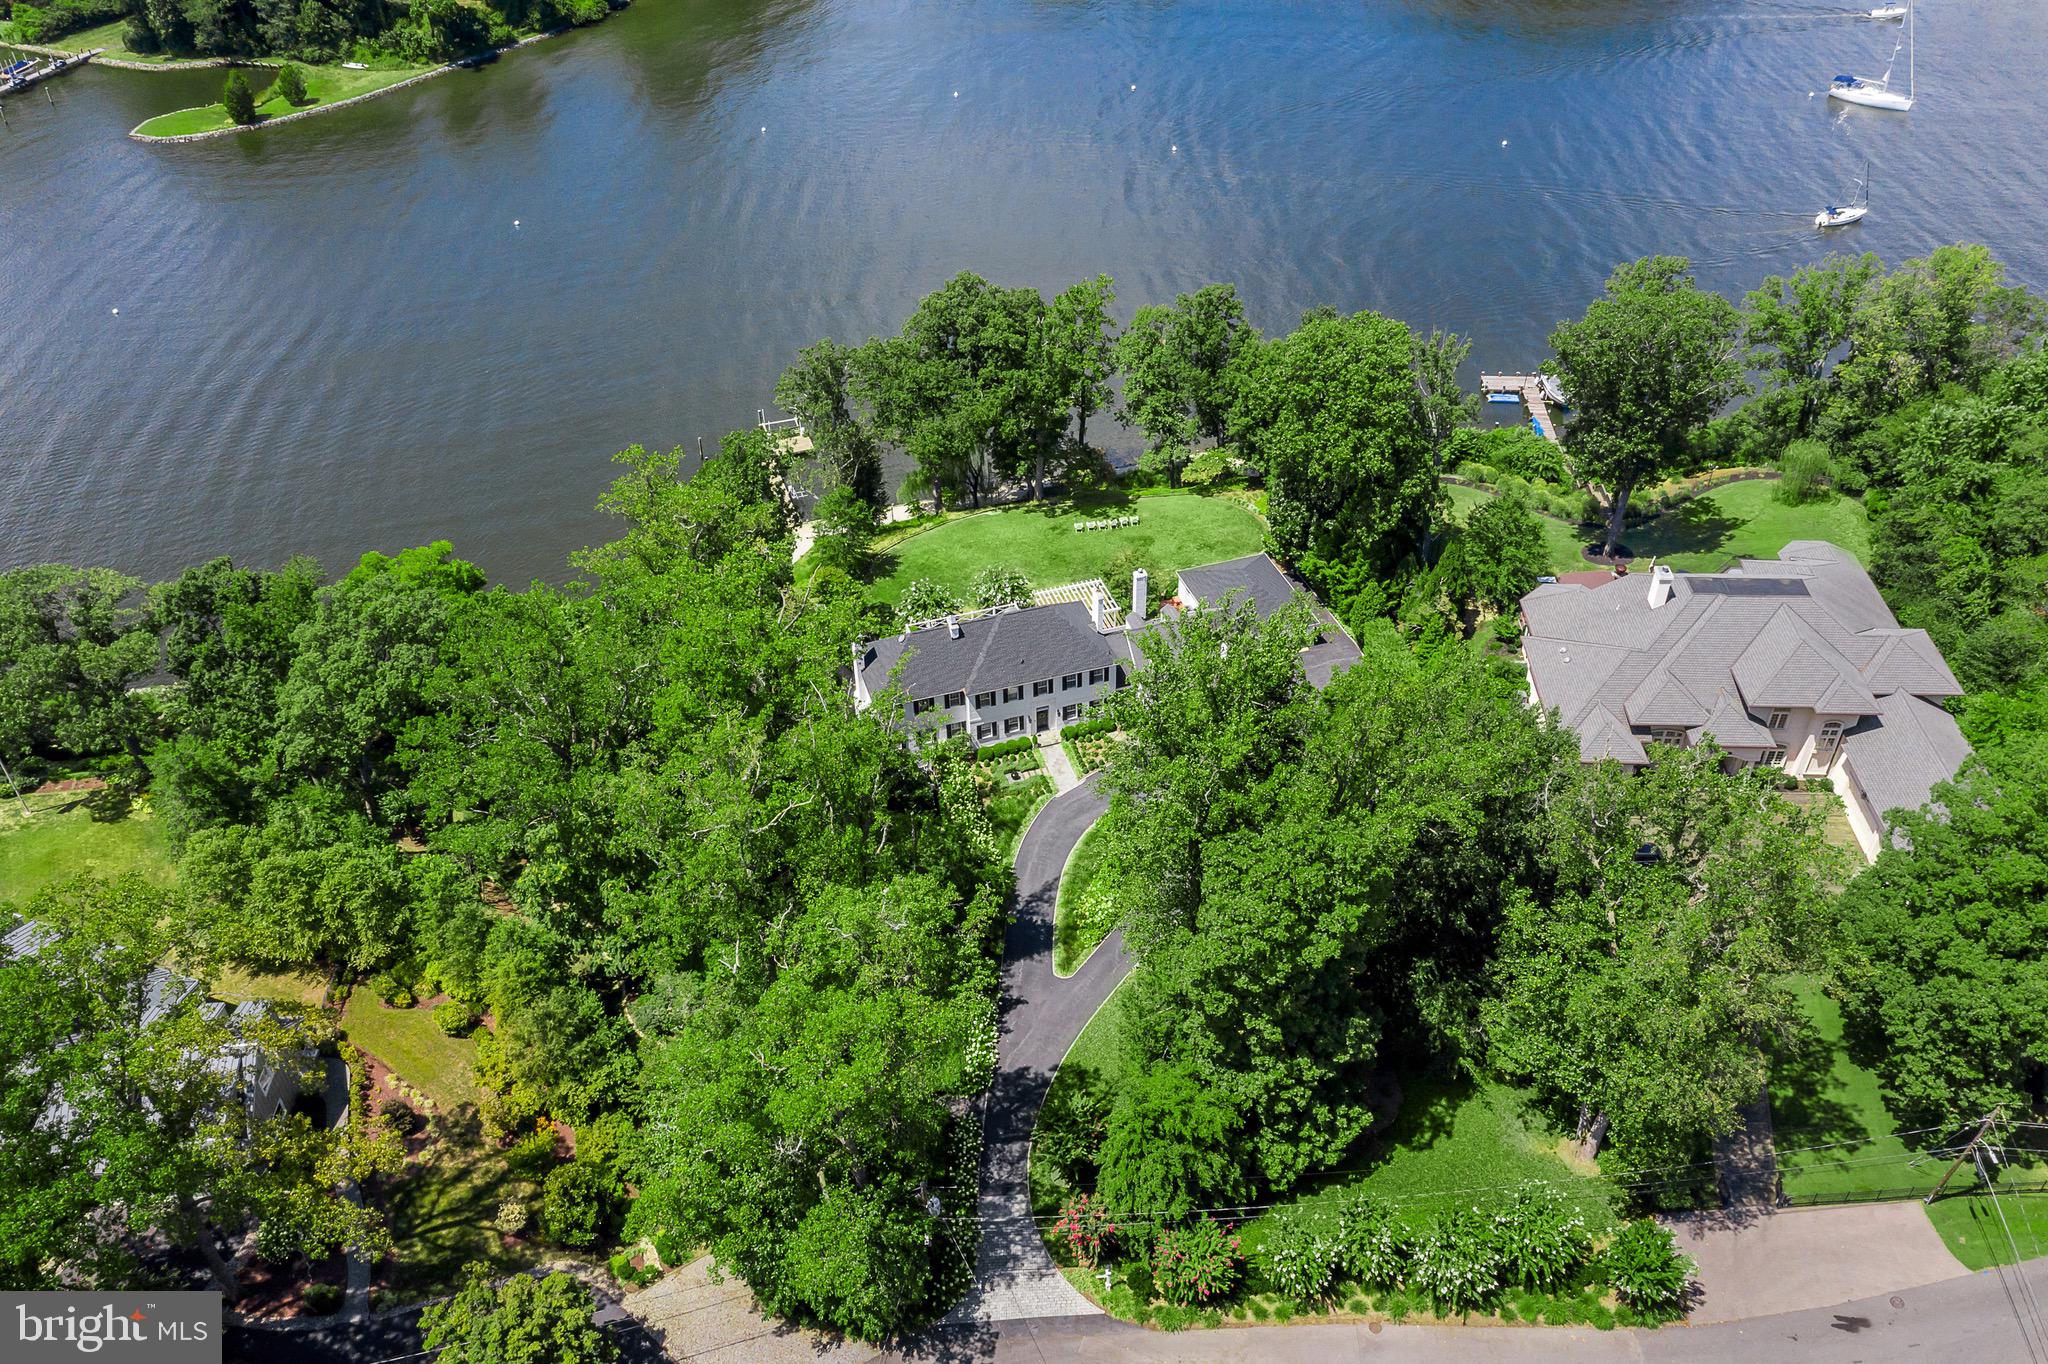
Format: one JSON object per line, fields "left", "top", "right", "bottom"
{"left": 4, "top": 0, "right": 2043, "bottom": 583}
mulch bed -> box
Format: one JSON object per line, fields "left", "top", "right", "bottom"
{"left": 234, "top": 1252, "right": 347, "bottom": 1322}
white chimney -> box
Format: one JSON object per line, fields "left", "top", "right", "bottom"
{"left": 1090, "top": 585, "right": 1110, "bottom": 631}
{"left": 1647, "top": 563, "right": 1675, "bottom": 610}
{"left": 1131, "top": 569, "right": 1149, "bottom": 624}
{"left": 945, "top": 614, "right": 961, "bottom": 639}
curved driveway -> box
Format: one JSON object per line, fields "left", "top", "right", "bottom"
{"left": 946, "top": 773, "right": 1130, "bottom": 1324}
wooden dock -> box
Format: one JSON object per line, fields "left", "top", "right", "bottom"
{"left": 1480, "top": 372, "right": 1564, "bottom": 445}
{"left": 0, "top": 47, "right": 98, "bottom": 100}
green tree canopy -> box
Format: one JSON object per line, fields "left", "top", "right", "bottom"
{"left": 1546, "top": 256, "right": 1745, "bottom": 558}
{"left": 419, "top": 1264, "right": 617, "bottom": 1364}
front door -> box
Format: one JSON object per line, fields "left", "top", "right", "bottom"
{"left": 1036, "top": 707, "right": 1050, "bottom": 733}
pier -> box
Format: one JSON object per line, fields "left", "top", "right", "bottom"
{"left": 1, "top": 47, "right": 98, "bottom": 101}
{"left": 1480, "top": 372, "right": 1564, "bottom": 445}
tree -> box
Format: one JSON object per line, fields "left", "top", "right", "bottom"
{"left": 1410, "top": 328, "right": 1479, "bottom": 559}
{"left": 221, "top": 70, "right": 257, "bottom": 125}
{"left": 1436, "top": 492, "right": 1549, "bottom": 616}
{"left": 0, "top": 565, "right": 158, "bottom": 769}
{"left": 1114, "top": 284, "right": 1255, "bottom": 488}
{"left": 419, "top": 1264, "right": 617, "bottom": 1364}
{"left": 775, "top": 339, "right": 884, "bottom": 509}
{"left": 1835, "top": 728, "right": 2048, "bottom": 1126}
{"left": 895, "top": 579, "right": 958, "bottom": 627}
{"left": 1546, "top": 256, "right": 1745, "bottom": 559}
{"left": 807, "top": 485, "right": 878, "bottom": 578}
{"left": 1485, "top": 748, "right": 1844, "bottom": 1166}
{"left": 1095, "top": 1065, "right": 1246, "bottom": 1222}
{"left": 1045, "top": 274, "right": 1119, "bottom": 453}
{"left": 1231, "top": 308, "right": 1439, "bottom": 583}
{"left": 0, "top": 877, "right": 398, "bottom": 1294}
{"left": 1743, "top": 254, "right": 1880, "bottom": 442}
{"left": 272, "top": 62, "right": 308, "bottom": 106}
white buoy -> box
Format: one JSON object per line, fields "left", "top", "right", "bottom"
{"left": 952, "top": 90, "right": 959, "bottom": 98}
{"left": 512, "top": 220, "right": 520, "bottom": 228}
{"left": 1130, "top": 83, "right": 1136, "bottom": 91}
{"left": 1501, "top": 139, "right": 1509, "bottom": 147}
{"left": 1171, "top": 144, "right": 1178, "bottom": 153}
{"left": 760, "top": 126, "right": 766, "bottom": 134}
{"left": 110, "top": 308, "right": 118, "bottom": 315}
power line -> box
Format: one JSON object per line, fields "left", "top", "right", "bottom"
{"left": 1974, "top": 1140, "right": 2048, "bottom": 1363}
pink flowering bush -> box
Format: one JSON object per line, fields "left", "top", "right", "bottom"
{"left": 1151, "top": 1215, "right": 1243, "bottom": 1306}
{"left": 1050, "top": 1194, "right": 1120, "bottom": 1268}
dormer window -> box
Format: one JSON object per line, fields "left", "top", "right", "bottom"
{"left": 1649, "top": 727, "right": 1687, "bottom": 747}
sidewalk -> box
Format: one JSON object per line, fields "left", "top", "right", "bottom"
{"left": 1038, "top": 734, "right": 1082, "bottom": 793}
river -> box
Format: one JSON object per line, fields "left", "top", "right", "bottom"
{"left": 3, "top": 0, "right": 2043, "bottom": 582}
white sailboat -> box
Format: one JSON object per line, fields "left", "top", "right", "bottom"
{"left": 1816, "top": 161, "right": 1871, "bottom": 229}
{"left": 1867, "top": 5, "right": 1907, "bottom": 19}
{"left": 1831, "top": 2, "right": 1914, "bottom": 110}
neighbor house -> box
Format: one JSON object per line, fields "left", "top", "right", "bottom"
{"left": 855, "top": 552, "right": 1362, "bottom": 741}
{"left": 1518, "top": 540, "right": 1970, "bottom": 860}
{"left": 2, "top": 919, "right": 309, "bottom": 1128}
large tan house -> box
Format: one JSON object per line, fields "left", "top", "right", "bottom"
{"left": 1518, "top": 541, "right": 1971, "bottom": 860}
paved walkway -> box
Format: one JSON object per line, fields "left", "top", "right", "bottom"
{"left": 1660, "top": 1202, "right": 1967, "bottom": 1324}
{"left": 946, "top": 775, "right": 1125, "bottom": 1324}
{"left": 1713, "top": 1085, "right": 1780, "bottom": 1210}
{"left": 1037, "top": 733, "right": 1082, "bottom": 794}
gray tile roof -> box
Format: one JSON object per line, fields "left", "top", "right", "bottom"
{"left": 859, "top": 600, "right": 1131, "bottom": 703}
{"left": 1177, "top": 554, "right": 1300, "bottom": 619}
{"left": 1521, "top": 540, "right": 1970, "bottom": 822}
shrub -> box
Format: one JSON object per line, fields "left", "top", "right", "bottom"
{"left": 895, "top": 579, "right": 957, "bottom": 627}
{"left": 1060, "top": 715, "right": 1117, "bottom": 742}
{"left": 652, "top": 1228, "right": 691, "bottom": 1269}
{"left": 272, "top": 62, "right": 308, "bottom": 106}
{"left": 1256, "top": 1210, "right": 1342, "bottom": 1305}
{"left": 608, "top": 1251, "right": 658, "bottom": 1287}
{"left": 1408, "top": 1208, "right": 1502, "bottom": 1315}
{"left": 221, "top": 71, "right": 257, "bottom": 126}
{"left": 1050, "top": 1194, "right": 1120, "bottom": 1269}
{"left": 433, "top": 999, "right": 480, "bottom": 1036}
{"left": 562, "top": 0, "right": 608, "bottom": 23}
{"left": 505, "top": 1128, "right": 559, "bottom": 1181}
{"left": 541, "top": 1158, "right": 619, "bottom": 1248}
{"left": 1035, "top": 1070, "right": 1113, "bottom": 1185}
{"left": 492, "top": 1197, "right": 529, "bottom": 1236}
{"left": 1151, "top": 1216, "right": 1242, "bottom": 1307}
{"left": 971, "top": 736, "right": 1035, "bottom": 762}
{"left": 372, "top": 971, "right": 415, "bottom": 1008}
{"left": 377, "top": 1098, "right": 422, "bottom": 1135}
{"left": 1489, "top": 1186, "right": 1592, "bottom": 1292}
{"left": 1333, "top": 1189, "right": 1407, "bottom": 1289}
{"left": 969, "top": 565, "right": 1032, "bottom": 610}
{"left": 1603, "top": 1219, "right": 1694, "bottom": 1314}
{"left": 1776, "top": 439, "right": 1832, "bottom": 505}
{"left": 302, "top": 1282, "right": 342, "bottom": 1314}
{"left": 122, "top": 15, "right": 159, "bottom": 52}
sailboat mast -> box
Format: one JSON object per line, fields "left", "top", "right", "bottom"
{"left": 1909, "top": 2, "right": 1915, "bottom": 98}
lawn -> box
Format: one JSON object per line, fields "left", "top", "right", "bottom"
{"left": 50, "top": 19, "right": 208, "bottom": 62}
{"left": 0, "top": 798, "right": 174, "bottom": 903}
{"left": 340, "top": 992, "right": 482, "bottom": 1114}
{"left": 209, "top": 964, "right": 330, "bottom": 1007}
{"left": 867, "top": 489, "right": 1266, "bottom": 607}
{"left": 132, "top": 62, "right": 424, "bottom": 137}
{"left": 378, "top": 1135, "right": 551, "bottom": 1304}
{"left": 1622, "top": 479, "right": 1870, "bottom": 572}
{"left": 1445, "top": 477, "right": 1871, "bottom": 577}
{"left": 976, "top": 748, "right": 1053, "bottom": 861}
{"left": 1029, "top": 976, "right": 1137, "bottom": 1217}
{"left": 1052, "top": 819, "right": 1115, "bottom": 977}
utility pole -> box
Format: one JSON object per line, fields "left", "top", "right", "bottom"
{"left": 1927, "top": 1107, "right": 2003, "bottom": 1204}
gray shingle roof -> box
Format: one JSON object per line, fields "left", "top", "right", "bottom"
{"left": 1177, "top": 554, "right": 1300, "bottom": 619}
{"left": 859, "top": 600, "right": 1130, "bottom": 703}
{"left": 1521, "top": 540, "right": 1970, "bottom": 821}
{"left": 1841, "top": 692, "right": 1973, "bottom": 824}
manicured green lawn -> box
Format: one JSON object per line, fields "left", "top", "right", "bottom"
{"left": 341, "top": 992, "right": 481, "bottom": 1114}
{"left": 133, "top": 63, "right": 423, "bottom": 137}
{"left": 1926, "top": 1186, "right": 2048, "bottom": 1271}
{"left": 209, "top": 964, "right": 330, "bottom": 1007}
{"left": 868, "top": 490, "right": 1266, "bottom": 607}
{"left": 1445, "top": 478, "right": 1870, "bottom": 577}
{"left": 379, "top": 1140, "right": 551, "bottom": 1304}
{"left": 1624, "top": 479, "right": 1870, "bottom": 572}
{"left": 1052, "top": 820, "right": 1115, "bottom": 977}
{"left": 51, "top": 19, "right": 201, "bottom": 61}
{"left": 1774, "top": 980, "right": 1931, "bottom": 1202}
{"left": 0, "top": 800, "right": 174, "bottom": 903}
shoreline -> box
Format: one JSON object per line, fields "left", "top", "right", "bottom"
{"left": 126, "top": 27, "right": 570, "bottom": 142}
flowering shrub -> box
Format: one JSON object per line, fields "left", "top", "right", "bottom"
{"left": 1333, "top": 1189, "right": 1408, "bottom": 1289}
{"left": 1408, "top": 1208, "right": 1502, "bottom": 1314}
{"left": 1050, "top": 1194, "right": 1120, "bottom": 1268}
{"left": 1257, "top": 1211, "right": 1342, "bottom": 1304}
{"left": 961, "top": 998, "right": 997, "bottom": 1093}
{"left": 1603, "top": 1219, "right": 1695, "bottom": 1313}
{"left": 1490, "top": 1185, "right": 1592, "bottom": 1292}
{"left": 1151, "top": 1215, "right": 1243, "bottom": 1306}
